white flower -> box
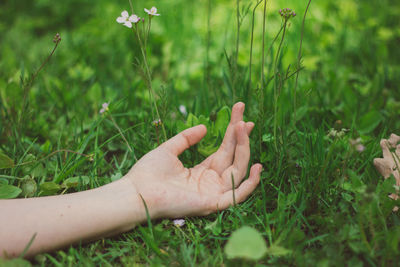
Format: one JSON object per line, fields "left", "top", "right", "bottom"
{"left": 100, "top": 102, "right": 109, "bottom": 114}
{"left": 144, "top": 7, "right": 160, "bottom": 16}
{"left": 116, "top": 10, "right": 140, "bottom": 28}
{"left": 173, "top": 219, "right": 185, "bottom": 227}
{"left": 179, "top": 105, "right": 187, "bottom": 116}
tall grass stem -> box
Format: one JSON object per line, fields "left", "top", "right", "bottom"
{"left": 293, "top": 0, "right": 312, "bottom": 124}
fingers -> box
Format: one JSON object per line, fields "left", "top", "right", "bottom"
{"left": 231, "top": 102, "right": 245, "bottom": 124}
{"left": 373, "top": 158, "right": 392, "bottom": 178}
{"left": 245, "top": 122, "right": 255, "bottom": 135}
{"left": 380, "top": 139, "right": 392, "bottom": 159}
{"left": 233, "top": 121, "right": 251, "bottom": 180}
{"left": 220, "top": 121, "right": 251, "bottom": 189}
{"left": 216, "top": 164, "right": 262, "bottom": 210}
{"left": 162, "top": 124, "right": 207, "bottom": 156}
{"left": 389, "top": 133, "right": 400, "bottom": 147}
{"left": 208, "top": 102, "right": 247, "bottom": 173}
{"left": 380, "top": 134, "right": 400, "bottom": 158}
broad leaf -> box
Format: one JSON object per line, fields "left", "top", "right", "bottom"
{"left": 0, "top": 184, "right": 22, "bottom": 199}
{"left": 225, "top": 226, "right": 267, "bottom": 260}
{"left": 40, "top": 182, "right": 61, "bottom": 195}
{"left": 0, "top": 152, "right": 14, "bottom": 169}
{"left": 358, "top": 111, "right": 383, "bottom": 134}
{"left": 62, "top": 176, "right": 90, "bottom": 188}
{"left": 266, "top": 244, "right": 292, "bottom": 257}
{"left": 214, "top": 106, "right": 230, "bottom": 135}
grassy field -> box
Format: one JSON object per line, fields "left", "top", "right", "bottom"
{"left": 1, "top": 0, "right": 400, "bottom": 265}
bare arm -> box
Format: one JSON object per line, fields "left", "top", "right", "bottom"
{"left": 0, "top": 102, "right": 261, "bottom": 258}
{"left": 0, "top": 178, "right": 145, "bottom": 258}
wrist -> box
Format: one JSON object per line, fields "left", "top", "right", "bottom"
{"left": 121, "top": 171, "right": 164, "bottom": 220}
{"left": 103, "top": 177, "right": 147, "bottom": 232}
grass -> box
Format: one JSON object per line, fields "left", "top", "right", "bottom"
{"left": 1, "top": 0, "right": 400, "bottom": 265}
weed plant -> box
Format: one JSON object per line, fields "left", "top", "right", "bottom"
{"left": 0, "top": 0, "right": 400, "bottom": 265}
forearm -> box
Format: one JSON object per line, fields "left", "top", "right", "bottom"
{"left": 0, "top": 178, "right": 145, "bottom": 258}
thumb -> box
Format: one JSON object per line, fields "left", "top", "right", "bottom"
{"left": 161, "top": 125, "right": 207, "bottom": 156}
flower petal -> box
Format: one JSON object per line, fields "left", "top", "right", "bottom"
{"left": 129, "top": 15, "right": 139, "bottom": 23}
{"left": 123, "top": 21, "right": 132, "bottom": 28}
{"left": 121, "top": 10, "right": 129, "bottom": 18}
{"left": 116, "top": 16, "right": 125, "bottom": 23}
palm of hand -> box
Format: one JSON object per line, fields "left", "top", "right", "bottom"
{"left": 124, "top": 103, "right": 261, "bottom": 219}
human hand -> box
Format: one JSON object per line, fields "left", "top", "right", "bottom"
{"left": 374, "top": 133, "right": 400, "bottom": 207}
{"left": 123, "top": 102, "right": 262, "bottom": 219}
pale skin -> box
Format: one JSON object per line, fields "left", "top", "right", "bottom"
{"left": 0, "top": 102, "right": 262, "bottom": 258}
{"left": 373, "top": 133, "right": 400, "bottom": 211}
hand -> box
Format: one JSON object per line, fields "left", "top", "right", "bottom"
{"left": 374, "top": 133, "right": 400, "bottom": 204}
{"left": 0, "top": 102, "right": 261, "bottom": 257}
{"left": 123, "top": 102, "right": 262, "bottom": 219}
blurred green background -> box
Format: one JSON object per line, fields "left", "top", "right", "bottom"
{"left": 1, "top": 0, "right": 399, "bottom": 140}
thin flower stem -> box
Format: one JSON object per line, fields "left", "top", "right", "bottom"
{"left": 144, "top": 16, "right": 152, "bottom": 49}
{"left": 204, "top": 0, "right": 214, "bottom": 109}
{"left": 273, "top": 20, "right": 287, "bottom": 151}
{"left": 260, "top": 0, "right": 268, "bottom": 86}
{"left": 155, "top": 126, "right": 160, "bottom": 145}
{"left": 233, "top": 0, "right": 241, "bottom": 102}
{"left": 147, "top": 17, "right": 152, "bottom": 46}
{"left": 257, "top": 0, "right": 268, "bottom": 156}
{"left": 247, "top": 0, "right": 263, "bottom": 103}
{"left": 19, "top": 38, "right": 60, "bottom": 126}
{"left": 109, "top": 114, "right": 133, "bottom": 152}
{"left": 128, "top": 0, "right": 134, "bottom": 14}
{"left": 293, "top": 0, "right": 312, "bottom": 124}
{"left": 133, "top": 25, "right": 167, "bottom": 141}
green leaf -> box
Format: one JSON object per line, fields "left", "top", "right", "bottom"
{"left": 295, "top": 106, "right": 308, "bottom": 121}
{"left": 198, "top": 143, "right": 219, "bottom": 157}
{"left": 214, "top": 106, "right": 230, "bottom": 135}
{"left": 186, "top": 113, "right": 199, "bottom": 127}
{"left": 225, "top": 226, "right": 267, "bottom": 260}
{"left": 62, "top": 176, "right": 90, "bottom": 188}
{"left": 266, "top": 244, "right": 292, "bottom": 257}
{"left": 205, "top": 218, "right": 222, "bottom": 236}
{"left": 358, "top": 111, "right": 383, "bottom": 134}
{"left": 0, "top": 184, "right": 22, "bottom": 199}
{"left": 198, "top": 115, "right": 209, "bottom": 127}
{"left": 39, "top": 182, "right": 61, "bottom": 195}
{"left": 21, "top": 154, "right": 46, "bottom": 178}
{"left": 111, "top": 172, "right": 123, "bottom": 182}
{"left": 176, "top": 120, "right": 187, "bottom": 133}
{"left": 262, "top": 134, "right": 274, "bottom": 143}
{"left": 0, "top": 151, "right": 14, "bottom": 169}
